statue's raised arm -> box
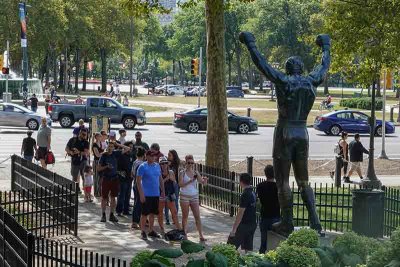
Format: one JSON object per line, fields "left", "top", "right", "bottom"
{"left": 239, "top": 32, "right": 287, "bottom": 85}
{"left": 308, "top": 34, "right": 331, "bottom": 87}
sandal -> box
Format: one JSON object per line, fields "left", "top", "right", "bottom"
{"left": 200, "top": 237, "right": 207, "bottom": 242}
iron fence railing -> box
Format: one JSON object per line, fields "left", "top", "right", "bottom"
{"left": 197, "top": 163, "right": 400, "bottom": 237}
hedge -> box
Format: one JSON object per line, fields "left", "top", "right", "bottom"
{"left": 339, "top": 98, "right": 383, "bottom": 110}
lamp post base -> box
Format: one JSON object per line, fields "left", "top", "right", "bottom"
{"left": 361, "top": 178, "right": 382, "bottom": 189}
{"left": 378, "top": 151, "right": 389, "bottom": 159}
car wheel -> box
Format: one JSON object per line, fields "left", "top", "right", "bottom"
{"left": 122, "top": 116, "right": 136, "bottom": 129}
{"left": 27, "top": 119, "right": 39, "bottom": 130}
{"left": 187, "top": 122, "right": 200, "bottom": 133}
{"left": 170, "top": 91, "right": 175, "bottom": 96}
{"left": 59, "top": 114, "right": 74, "bottom": 128}
{"left": 159, "top": 90, "right": 164, "bottom": 95}
{"left": 375, "top": 126, "right": 382, "bottom": 136}
{"left": 329, "top": 125, "right": 341, "bottom": 136}
{"left": 237, "top": 123, "right": 250, "bottom": 134}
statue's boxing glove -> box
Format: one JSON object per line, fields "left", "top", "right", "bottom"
{"left": 316, "top": 34, "right": 331, "bottom": 50}
{"left": 239, "top": 31, "right": 256, "bottom": 47}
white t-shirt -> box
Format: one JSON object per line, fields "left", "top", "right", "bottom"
{"left": 180, "top": 171, "right": 198, "bottom": 196}
{"left": 84, "top": 174, "right": 93, "bottom": 187}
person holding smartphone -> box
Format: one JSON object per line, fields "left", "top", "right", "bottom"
{"left": 179, "top": 155, "right": 208, "bottom": 242}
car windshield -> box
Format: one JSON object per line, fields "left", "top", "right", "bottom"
{"left": 228, "top": 111, "right": 238, "bottom": 117}
{"left": 11, "top": 104, "right": 32, "bottom": 113}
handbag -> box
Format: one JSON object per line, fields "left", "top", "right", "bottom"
{"left": 45, "top": 151, "right": 56, "bottom": 165}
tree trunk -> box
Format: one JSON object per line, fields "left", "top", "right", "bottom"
{"left": 45, "top": 50, "right": 50, "bottom": 85}
{"left": 172, "top": 59, "right": 175, "bottom": 85}
{"left": 178, "top": 60, "right": 184, "bottom": 85}
{"left": 376, "top": 78, "right": 382, "bottom": 97}
{"left": 52, "top": 50, "right": 58, "bottom": 89}
{"left": 100, "top": 48, "right": 107, "bottom": 92}
{"left": 82, "top": 56, "right": 87, "bottom": 91}
{"left": 74, "top": 48, "right": 80, "bottom": 93}
{"left": 396, "top": 86, "right": 400, "bottom": 98}
{"left": 367, "top": 84, "right": 371, "bottom": 97}
{"left": 248, "top": 56, "right": 254, "bottom": 89}
{"left": 323, "top": 73, "right": 329, "bottom": 95}
{"left": 236, "top": 44, "right": 242, "bottom": 87}
{"left": 205, "top": 0, "right": 229, "bottom": 170}
{"left": 59, "top": 56, "right": 64, "bottom": 89}
{"left": 228, "top": 54, "right": 232, "bottom": 86}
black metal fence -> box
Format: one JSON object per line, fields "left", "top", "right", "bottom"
{"left": 0, "top": 206, "right": 34, "bottom": 267}
{"left": 33, "top": 238, "right": 128, "bottom": 267}
{"left": 8, "top": 155, "right": 78, "bottom": 237}
{"left": 197, "top": 164, "right": 400, "bottom": 237}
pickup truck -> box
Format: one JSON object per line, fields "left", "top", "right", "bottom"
{"left": 48, "top": 97, "right": 146, "bottom": 129}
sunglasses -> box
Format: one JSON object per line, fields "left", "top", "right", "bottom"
{"left": 160, "top": 162, "right": 168, "bottom": 165}
{"left": 186, "top": 162, "right": 195, "bottom": 165}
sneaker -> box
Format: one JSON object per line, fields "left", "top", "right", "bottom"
{"left": 141, "top": 231, "right": 148, "bottom": 240}
{"left": 116, "top": 213, "right": 122, "bottom": 217}
{"left": 165, "top": 220, "right": 170, "bottom": 225}
{"left": 100, "top": 213, "right": 106, "bottom": 222}
{"left": 109, "top": 213, "right": 119, "bottom": 223}
{"left": 122, "top": 212, "right": 132, "bottom": 216}
{"left": 148, "top": 231, "right": 161, "bottom": 238}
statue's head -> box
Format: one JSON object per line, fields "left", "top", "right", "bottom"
{"left": 285, "top": 56, "right": 304, "bottom": 75}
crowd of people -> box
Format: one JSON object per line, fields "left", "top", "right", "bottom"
{"left": 63, "top": 128, "right": 211, "bottom": 242}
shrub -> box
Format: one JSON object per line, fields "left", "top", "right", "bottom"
{"left": 276, "top": 242, "right": 321, "bottom": 267}
{"left": 131, "top": 251, "right": 153, "bottom": 267}
{"left": 391, "top": 226, "right": 400, "bottom": 257}
{"left": 332, "top": 232, "right": 383, "bottom": 263}
{"left": 211, "top": 243, "right": 239, "bottom": 267}
{"left": 339, "top": 97, "right": 383, "bottom": 110}
{"left": 264, "top": 250, "right": 278, "bottom": 264}
{"left": 181, "top": 240, "right": 205, "bottom": 254}
{"left": 366, "top": 241, "right": 393, "bottom": 267}
{"left": 286, "top": 228, "right": 319, "bottom": 248}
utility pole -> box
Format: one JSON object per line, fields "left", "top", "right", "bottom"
{"left": 379, "top": 69, "right": 388, "bottom": 159}
{"left": 197, "top": 47, "right": 202, "bottom": 108}
{"left": 129, "top": 16, "right": 133, "bottom": 97}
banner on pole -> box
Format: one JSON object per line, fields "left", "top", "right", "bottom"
{"left": 19, "top": 2, "right": 27, "bottom": 47}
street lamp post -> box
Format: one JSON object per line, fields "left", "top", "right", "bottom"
{"left": 378, "top": 70, "right": 388, "bottom": 159}
{"left": 363, "top": 77, "right": 382, "bottom": 188}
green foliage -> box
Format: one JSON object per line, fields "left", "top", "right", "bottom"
{"left": 366, "top": 241, "right": 393, "bottom": 267}
{"left": 131, "top": 251, "right": 153, "bottom": 267}
{"left": 211, "top": 243, "right": 240, "bottom": 267}
{"left": 151, "top": 255, "right": 175, "bottom": 267}
{"left": 205, "top": 251, "right": 228, "bottom": 267}
{"left": 286, "top": 228, "right": 319, "bottom": 248}
{"left": 185, "top": 259, "right": 206, "bottom": 267}
{"left": 181, "top": 240, "right": 205, "bottom": 254}
{"left": 240, "top": 252, "right": 275, "bottom": 267}
{"left": 264, "top": 250, "right": 278, "bottom": 264}
{"left": 142, "top": 259, "right": 168, "bottom": 267}
{"left": 339, "top": 98, "right": 383, "bottom": 110}
{"left": 276, "top": 242, "right": 321, "bottom": 267}
{"left": 332, "top": 232, "right": 383, "bottom": 263}
{"left": 391, "top": 226, "right": 400, "bottom": 257}
{"left": 153, "top": 248, "right": 184, "bottom": 258}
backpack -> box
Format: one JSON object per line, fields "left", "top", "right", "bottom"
{"left": 45, "top": 151, "right": 55, "bottom": 165}
{"left": 164, "top": 229, "right": 186, "bottom": 242}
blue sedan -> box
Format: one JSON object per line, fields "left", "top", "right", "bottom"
{"left": 313, "top": 110, "right": 395, "bottom": 136}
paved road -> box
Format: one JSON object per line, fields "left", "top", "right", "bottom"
{"left": 0, "top": 124, "right": 399, "bottom": 162}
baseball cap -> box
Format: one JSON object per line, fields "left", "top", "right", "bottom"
{"left": 159, "top": 156, "right": 168, "bottom": 164}
{"left": 109, "top": 131, "right": 116, "bottom": 137}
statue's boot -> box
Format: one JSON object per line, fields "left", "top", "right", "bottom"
{"left": 301, "top": 186, "right": 325, "bottom": 236}
{"left": 272, "top": 191, "right": 294, "bottom": 237}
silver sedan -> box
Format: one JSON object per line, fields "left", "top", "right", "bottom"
{"left": 0, "top": 103, "right": 47, "bottom": 130}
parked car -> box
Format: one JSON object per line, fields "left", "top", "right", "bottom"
{"left": 0, "top": 103, "right": 51, "bottom": 130}
{"left": 313, "top": 110, "right": 395, "bottom": 136}
{"left": 167, "top": 86, "right": 185, "bottom": 96}
{"left": 186, "top": 87, "right": 205, "bottom": 97}
{"left": 262, "top": 80, "right": 272, "bottom": 88}
{"left": 48, "top": 97, "right": 146, "bottom": 129}
{"left": 241, "top": 82, "right": 249, "bottom": 87}
{"left": 173, "top": 108, "right": 258, "bottom": 134}
{"left": 227, "top": 89, "right": 244, "bottom": 98}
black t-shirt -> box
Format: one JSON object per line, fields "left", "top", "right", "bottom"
{"left": 92, "top": 142, "right": 103, "bottom": 161}
{"left": 66, "top": 137, "right": 89, "bottom": 165}
{"left": 22, "top": 137, "right": 36, "bottom": 156}
{"left": 256, "top": 181, "right": 280, "bottom": 219}
{"left": 117, "top": 152, "right": 131, "bottom": 175}
{"left": 29, "top": 97, "right": 38, "bottom": 108}
{"left": 239, "top": 187, "right": 257, "bottom": 225}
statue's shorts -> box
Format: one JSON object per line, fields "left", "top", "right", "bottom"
{"left": 272, "top": 121, "right": 309, "bottom": 161}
